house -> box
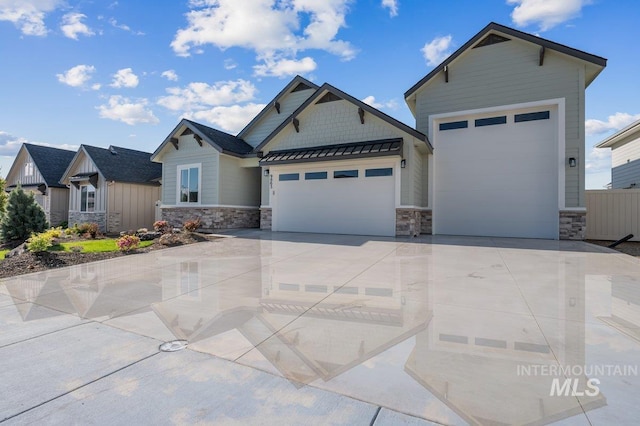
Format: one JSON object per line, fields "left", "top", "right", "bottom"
{"left": 596, "top": 118, "right": 640, "bottom": 189}
{"left": 59, "top": 145, "right": 162, "bottom": 233}
{"left": 154, "top": 22, "right": 606, "bottom": 240}
{"left": 4, "top": 143, "right": 76, "bottom": 226}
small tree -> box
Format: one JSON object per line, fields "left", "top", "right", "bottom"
{"left": 0, "top": 187, "right": 48, "bottom": 242}
{"left": 0, "top": 175, "right": 7, "bottom": 215}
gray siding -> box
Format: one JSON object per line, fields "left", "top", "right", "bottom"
{"left": 160, "top": 134, "right": 219, "bottom": 205}
{"left": 219, "top": 155, "right": 261, "bottom": 206}
{"left": 612, "top": 159, "right": 640, "bottom": 189}
{"left": 49, "top": 187, "right": 69, "bottom": 224}
{"left": 421, "top": 153, "right": 430, "bottom": 207}
{"left": 261, "top": 173, "right": 270, "bottom": 206}
{"left": 612, "top": 137, "right": 640, "bottom": 167}
{"left": 243, "top": 88, "right": 316, "bottom": 147}
{"left": 107, "top": 182, "right": 162, "bottom": 231}
{"left": 413, "top": 39, "right": 586, "bottom": 207}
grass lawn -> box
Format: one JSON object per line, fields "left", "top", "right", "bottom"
{"left": 50, "top": 239, "right": 154, "bottom": 253}
{"left": 0, "top": 249, "right": 8, "bottom": 260}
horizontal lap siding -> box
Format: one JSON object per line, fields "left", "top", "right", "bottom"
{"left": 586, "top": 190, "right": 640, "bottom": 241}
{"left": 219, "top": 155, "right": 261, "bottom": 206}
{"left": 414, "top": 39, "right": 584, "bottom": 207}
{"left": 161, "top": 135, "right": 219, "bottom": 205}
{"left": 611, "top": 137, "right": 640, "bottom": 167}
{"left": 611, "top": 139, "right": 640, "bottom": 189}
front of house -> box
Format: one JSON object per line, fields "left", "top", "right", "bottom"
{"left": 596, "top": 118, "right": 640, "bottom": 189}
{"left": 153, "top": 22, "right": 606, "bottom": 240}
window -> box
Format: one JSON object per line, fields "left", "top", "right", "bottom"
{"left": 305, "top": 171, "right": 327, "bottom": 180}
{"left": 439, "top": 120, "right": 468, "bottom": 131}
{"left": 334, "top": 170, "right": 358, "bottom": 179}
{"left": 179, "top": 262, "right": 200, "bottom": 296}
{"left": 24, "top": 162, "right": 34, "bottom": 177}
{"left": 178, "top": 165, "right": 200, "bottom": 203}
{"left": 279, "top": 173, "right": 299, "bottom": 181}
{"left": 80, "top": 184, "right": 96, "bottom": 212}
{"left": 365, "top": 168, "right": 393, "bottom": 177}
{"left": 475, "top": 116, "right": 507, "bottom": 127}
{"left": 514, "top": 111, "right": 550, "bottom": 123}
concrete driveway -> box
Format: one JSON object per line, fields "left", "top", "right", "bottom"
{"left": 1, "top": 231, "right": 640, "bottom": 425}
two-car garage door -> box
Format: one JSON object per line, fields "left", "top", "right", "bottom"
{"left": 433, "top": 105, "right": 559, "bottom": 239}
{"left": 272, "top": 163, "right": 396, "bottom": 236}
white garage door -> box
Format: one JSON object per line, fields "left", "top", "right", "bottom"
{"left": 272, "top": 163, "right": 396, "bottom": 236}
{"left": 434, "top": 106, "right": 559, "bottom": 239}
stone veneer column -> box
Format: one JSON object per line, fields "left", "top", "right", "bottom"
{"left": 260, "top": 208, "right": 272, "bottom": 230}
{"left": 395, "top": 208, "right": 424, "bottom": 237}
{"left": 559, "top": 210, "right": 586, "bottom": 240}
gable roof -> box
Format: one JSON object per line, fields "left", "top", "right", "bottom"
{"left": 63, "top": 145, "right": 161, "bottom": 185}
{"left": 152, "top": 119, "right": 253, "bottom": 161}
{"left": 236, "top": 75, "right": 319, "bottom": 139}
{"left": 596, "top": 118, "right": 640, "bottom": 148}
{"left": 405, "top": 22, "right": 607, "bottom": 99}
{"left": 254, "top": 83, "right": 431, "bottom": 152}
{"left": 15, "top": 144, "right": 76, "bottom": 188}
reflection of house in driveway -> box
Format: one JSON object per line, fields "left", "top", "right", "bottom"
{"left": 599, "top": 277, "right": 640, "bottom": 342}
{"left": 5, "top": 274, "right": 76, "bottom": 321}
{"left": 404, "top": 254, "right": 606, "bottom": 425}
{"left": 152, "top": 251, "right": 432, "bottom": 387}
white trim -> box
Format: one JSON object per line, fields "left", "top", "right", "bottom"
{"left": 160, "top": 204, "right": 259, "bottom": 209}
{"left": 260, "top": 205, "right": 272, "bottom": 209}
{"left": 79, "top": 183, "right": 96, "bottom": 213}
{"left": 559, "top": 207, "right": 586, "bottom": 212}
{"left": 176, "top": 163, "right": 202, "bottom": 206}
{"left": 397, "top": 206, "right": 431, "bottom": 211}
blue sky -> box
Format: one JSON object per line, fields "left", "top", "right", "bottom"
{"left": 0, "top": 0, "right": 638, "bottom": 189}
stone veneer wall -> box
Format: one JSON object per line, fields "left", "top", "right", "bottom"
{"left": 260, "top": 208, "right": 272, "bottom": 230}
{"left": 68, "top": 212, "right": 107, "bottom": 232}
{"left": 108, "top": 212, "right": 122, "bottom": 233}
{"left": 162, "top": 207, "right": 260, "bottom": 231}
{"left": 420, "top": 210, "right": 432, "bottom": 235}
{"left": 396, "top": 208, "right": 423, "bottom": 237}
{"left": 48, "top": 211, "right": 67, "bottom": 227}
{"left": 559, "top": 210, "right": 586, "bottom": 240}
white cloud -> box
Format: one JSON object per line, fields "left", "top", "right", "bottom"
{"left": 382, "top": 0, "right": 398, "bottom": 17}
{"left": 108, "top": 17, "right": 144, "bottom": 35}
{"left": 60, "top": 12, "right": 94, "bottom": 40}
{"left": 253, "top": 56, "right": 317, "bottom": 78}
{"left": 97, "top": 96, "right": 159, "bottom": 125}
{"left": 0, "top": 131, "right": 78, "bottom": 157}
{"left": 56, "top": 64, "right": 96, "bottom": 88}
{"left": 223, "top": 59, "right": 237, "bottom": 70}
{"left": 421, "top": 35, "right": 453, "bottom": 67}
{"left": 188, "top": 103, "right": 266, "bottom": 134}
{"left": 586, "top": 147, "right": 611, "bottom": 174}
{"left": 110, "top": 68, "right": 139, "bottom": 88}
{"left": 585, "top": 112, "right": 640, "bottom": 136}
{"left": 361, "top": 95, "right": 398, "bottom": 110}
{"left": 171, "top": 0, "right": 356, "bottom": 77}
{"left": 91, "top": 83, "right": 101, "bottom": 91}
{"left": 161, "top": 70, "right": 178, "bottom": 81}
{"left": 0, "top": 0, "right": 62, "bottom": 36}
{"left": 157, "top": 79, "right": 257, "bottom": 112}
{"left": 507, "top": 0, "right": 589, "bottom": 31}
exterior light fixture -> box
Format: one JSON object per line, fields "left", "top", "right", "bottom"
{"left": 568, "top": 157, "right": 577, "bottom": 167}
{"left": 264, "top": 168, "right": 270, "bottom": 176}
{"left": 400, "top": 159, "right": 406, "bottom": 168}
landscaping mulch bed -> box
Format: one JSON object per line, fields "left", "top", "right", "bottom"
{"left": 586, "top": 240, "right": 640, "bottom": 258}
{"left": 0, "top": 232, "right": 218, "bottom": 280}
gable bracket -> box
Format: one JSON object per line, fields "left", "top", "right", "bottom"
{"left": 444, "top": 65, "right": 449, "bottom": 83}
{"left": 292, "top": 117, "right": 300, "bottom": 133}
{"left": 89, "top": 173, "right": 98, "bottom": 188}
{"left": 539, "top": 45, "right": 545, "bottom": 66}
{"left": 194, "top": 134, "right": 203, "bottom": 147}
{"left": 274, "top": 100, "right": 281, "bottom": 114}
{"left": 170, "top": 137, "right": 179, "bottom": 150}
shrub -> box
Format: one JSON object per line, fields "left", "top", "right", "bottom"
{"left": 27, "top": 232, "right": 53, "bottom": 253}
{"left": 0, "top": 176, "right": 7, "bottom": 215}
{"left": 116, "top": 235, "right": 140, "bottom": 252}
{"left": 44, "top": 227, "right": 63, "bottom": 239}
{"left": 78, "top": 222, "right": 99, "bottom": 239}
{"left": 183, "top": 218, "right": 201, "bottom": 233}
{"left": 0, "top": 187, "right": 48, "bottom": 242}
{"left": 153, "top": 220, "right": 170, "bottom": 234}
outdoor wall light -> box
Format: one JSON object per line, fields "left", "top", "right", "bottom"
{"left": 264, "top": 168, "right": 270, "bottom": 176}
{"left": 400, "top": 159, "right": 406, "bottom": 168}
{"left": 568, "top": 157, "right": 577, "bottom": 167}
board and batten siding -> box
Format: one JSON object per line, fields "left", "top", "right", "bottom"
{"left": 107, "top": 182, "right": 161, "bottom": 231}
{"left": 413, "top": 39, "right": 586, "bottom": 207}
{"left": 68, "top": 152, "right": 107, "bottom": 212}
{"left": 243, "top": 88, "right": 316, "bottom": 147}
{"left": 9, "top": 149, "right": 45, "bottom": 187}
{"left": 586, "top": 189, "right": 640, "bottom": 241}
{"left": 218, "top": 154, "right": 261, "bottom": 206}
{"left": 49, "top": 187, "right": 69, "bottom": 224}
{"left": 161, "top": 134, "right": 219, "bottom": 205}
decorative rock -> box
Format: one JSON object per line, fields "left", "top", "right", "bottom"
{"left": 137, "top": 231, "right": 161, "bottom": 241}
{"left": 5, "top": 243, "right": 28, "bottom": 258}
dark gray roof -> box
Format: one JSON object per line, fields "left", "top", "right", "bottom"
{"left": 259, "top": 139, "right": 403, "bottom": 166}
{"left": 405, "top": 22, "right": 607, "bottom": 99}
{"left": 186, "top": 120, "right": 253, "bottom": 155}
{"left": 24, "top": 144, "right": 76, "bottom": 188}
{"left": 82, "top": 145, "right": 161, "bottom": 184}
{"left": 254, "top": 83, "right": 431, "bottom": 152}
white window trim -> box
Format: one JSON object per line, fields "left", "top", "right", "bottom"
{"left": 79, "top": 184, "right": 96, "bottom": 212}
{"left": 176, "top": 163, "right": 202, "bottom": 205}
{"left": 24, "top": 161, "right": 34, "bottom": 177}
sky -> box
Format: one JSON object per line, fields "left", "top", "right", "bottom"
{"left": 0, "top": 0, "right": 638, "bottom": 189}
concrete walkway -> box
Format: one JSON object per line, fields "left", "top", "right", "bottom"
{"left": 1, "top": 231, "right": 639, "bottom": 425}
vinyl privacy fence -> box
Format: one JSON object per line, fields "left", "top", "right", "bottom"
{"left": 586, "top": 189, "right": 640, "bottom": 242}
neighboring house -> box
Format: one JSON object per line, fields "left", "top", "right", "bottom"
{"left": 59, "top": 145, "right": 162, "bottom": 233}
{"left": 4, "top": 143, "right": 76, "bottom": 226}
{"left": 154, "top": 22, "right": 606, "bottom": 240}
{"left": 404, "top": 22, "right": 606, "bottom": 239}
{"left": 596, "top": 118, "right": 640, "bottom": 189}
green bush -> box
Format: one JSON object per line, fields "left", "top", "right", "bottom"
{"left": 0, "top": 187, "right": 48, "bottom": 242}
{"left": 27, "top": 232, "right": 53, "bottom": 253}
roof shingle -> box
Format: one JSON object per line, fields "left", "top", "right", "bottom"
{"left": 24, "top": 144, "right": 76, "bottom": 188}
{"left": 82, "top": 145, "right": 161, "bottom": 184}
